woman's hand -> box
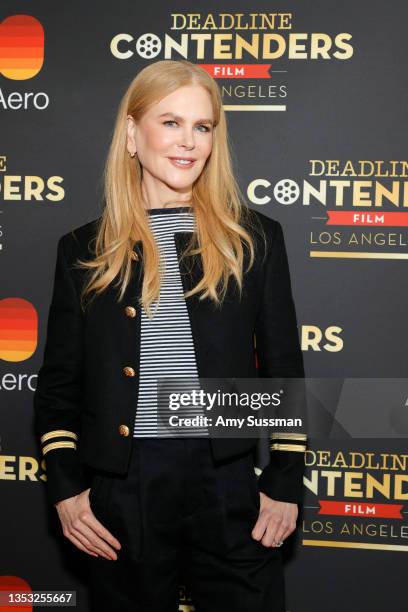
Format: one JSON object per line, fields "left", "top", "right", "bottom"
{"left": 54, "top": 488, "right": 121, "bottom": 560}
{"left": 251, "top": 492, "right": 298, "bottom": 547}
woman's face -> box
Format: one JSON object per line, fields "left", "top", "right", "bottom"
{"left": 127, "top": 85, "right": 214, "bottom": 197}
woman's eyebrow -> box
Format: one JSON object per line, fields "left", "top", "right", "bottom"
{"left": 158, "top": 112, "right": 214, "bottom": 125}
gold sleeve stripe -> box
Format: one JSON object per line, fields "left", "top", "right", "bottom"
{"left": 270, "top": 432, "right": 307, "bottom": 441}
{"left": 42, "top": 441, "right": 77, "bottom": 455}
{"left": 270, "top": 443, "right": 307, "bottom": 452}
{"left": 40, "top": 430, "right": 79, "bottom": 444}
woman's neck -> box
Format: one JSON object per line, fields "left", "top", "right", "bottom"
{"left": 141, "top": 175, "right": 192, "bottom": 210}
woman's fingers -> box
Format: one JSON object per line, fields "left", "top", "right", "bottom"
{"left": 261, "top": 513, "right": 281, "bottom": 547}
{"left": 272, "top": 523, "right": 290, "bottom": 546}
{"left": 62, "top": 527, "right": 99, "bottom": 557}
{"left": 253, "top": 495, "right": 298, "bottom": 547}
{"left": 82, "top": 510, "right": 122, "bottom": 551}
{"left": 56, "top": 489, "right": 122, "bottom": 559}
{"left": 70, "top": 518, "right": 118, "bottom": 560}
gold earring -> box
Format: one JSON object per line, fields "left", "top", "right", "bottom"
{"left": 130, "top": 151, "right": 136, "bottom": 158}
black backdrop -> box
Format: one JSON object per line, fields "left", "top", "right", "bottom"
{"left": 1, "top": 2, "right": 407, "bottom": 610}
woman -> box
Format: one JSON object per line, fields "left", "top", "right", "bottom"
{"left": 34, "top": 59, "right": 306, "bottom": 611}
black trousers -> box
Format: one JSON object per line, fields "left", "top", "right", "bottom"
{"left": 86, "top": 437, "right": 285, "bottom": 611}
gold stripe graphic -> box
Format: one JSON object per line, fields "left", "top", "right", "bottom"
{"left": 270, "top": 433, "right": 307, "bottom": 441}
{"left": 223, "top": 105, "right": 286, "bottom": 112}
{"left": 42, "top": 441, "right": 77, "bottom": 455}
{"left": 303, "top": 539, "right": 408, "bottom": 552}
{"left": 270, "top": 443, "right": 306, "bottom": 452}
{"left": 40, "top": 430, "right": 78, "bottom": 443}
{"left": 310, "top": 251, "right": 408, "bottom": 260}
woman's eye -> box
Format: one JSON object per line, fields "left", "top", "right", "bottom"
{"left": 163, "top": 120, "right": 210, "bottom": 133}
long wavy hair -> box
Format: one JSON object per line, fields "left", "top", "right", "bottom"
{"left": 76, "top": 59, "right": 264, "bottom": 318}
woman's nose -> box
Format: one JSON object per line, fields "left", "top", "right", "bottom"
{"left": 178, "top": 127, "right": 195, "bottom": 149}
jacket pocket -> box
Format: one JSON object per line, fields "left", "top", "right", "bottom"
{"left": 88, "top": 471, "right": 116, "bottom": 525}
{"left": 247, "top": 454, "right": 261, "bottom": 512}
{"left": 89, "top": 472, "right": 104, "bottom": 509}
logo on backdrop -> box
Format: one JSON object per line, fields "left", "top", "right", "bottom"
{"left": 0, "top": 156, "right": 65, "bottom": 203}
{"left": 111, "top": 12, "right": 354, "bottom": 110}
{"left": 0, "top": 298, "right": 38, "bottom": 363}
{"left": 0, "top": 451, "right": 45, "bottom": 482}
{"left": 0, "top": 15, "right": 49, "bottom": 110}
{"left": 248, "top": 159, "right": 408, "bottom": 260}
{"left": 302, "top": 443, "right": 408, "bottom": 552}
{"left": 301, "top": 325, "right": 343, "bottom": 352}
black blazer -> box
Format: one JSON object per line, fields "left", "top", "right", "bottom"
{"left": 33, "top": 209, "right": 307, "bottom": 506}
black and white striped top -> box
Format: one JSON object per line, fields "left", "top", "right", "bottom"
{"left": 133, "top": 206, "right": 209, "bottom": 438}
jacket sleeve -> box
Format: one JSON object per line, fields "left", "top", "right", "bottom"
{"left": 254, "top": 220, "right": 307, "bottom": 504}
{"left": 33, "top": 235, "right": 89, "bottom": 507}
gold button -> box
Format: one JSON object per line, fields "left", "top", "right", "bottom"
{"left": 119, "top": 424, "right": 129, "bottom": 437}
{"left": 125, "top": 306, "right": 137, "bottom": 318}
{"left": 123, "top": 366, "right": 135, "bottom": 377}
{"left": 130, "top": 251, "right": 139, "bottom": 261}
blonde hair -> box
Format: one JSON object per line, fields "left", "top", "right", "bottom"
{"left": 76, "top": 59, "right": 264, "bottom": 318}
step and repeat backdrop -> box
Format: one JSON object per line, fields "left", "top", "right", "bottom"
{"left": 1, "top": 1, "right": 407, "bottom": 611}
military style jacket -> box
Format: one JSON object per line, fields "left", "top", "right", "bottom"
{"left": 33, "top": 209, "right": 307, "bottom": 507}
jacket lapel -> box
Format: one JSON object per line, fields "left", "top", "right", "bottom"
{"left": 128, "top": 231, "right": 203, "bottom": 306}
{"left": 173, "top": 231, "right": 203, "bottom": 302}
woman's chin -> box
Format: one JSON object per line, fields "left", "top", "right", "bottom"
{"left": 161, "top": 175, "right": 196, "bottom": 192}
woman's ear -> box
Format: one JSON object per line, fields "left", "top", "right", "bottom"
{"left": 126, "top": 115, "right": 137, "bottom": 157}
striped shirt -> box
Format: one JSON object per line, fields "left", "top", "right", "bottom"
{"left": 133, "top": 206, "right": 209, "bottom": 438}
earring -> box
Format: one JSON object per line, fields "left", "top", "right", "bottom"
{"left": 130, "top": 151, "right": 136, "bottom": 158}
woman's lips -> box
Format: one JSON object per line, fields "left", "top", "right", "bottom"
{"left": 168, "top": 158, "right": 196, "bottom": 169}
